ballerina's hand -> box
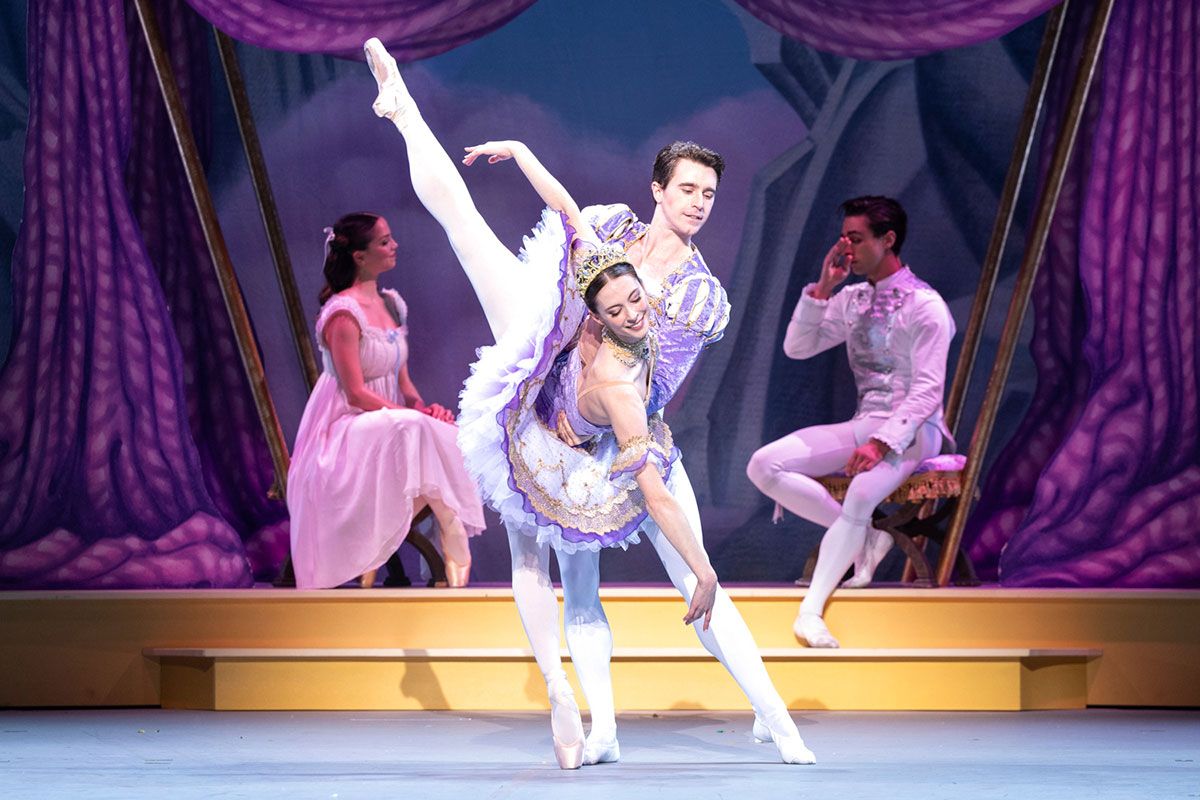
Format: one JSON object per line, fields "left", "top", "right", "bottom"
{"left": 420, "top": 402, "right": 456, "bottom": 424}
{"left": 683, "top": 572, "right": 719, "bottom": 631}
{"left": 555, "top": 410, "right": 587, "bottom": 446}
{"left": 462, "top": 141, "right": 520, "bottom": 167}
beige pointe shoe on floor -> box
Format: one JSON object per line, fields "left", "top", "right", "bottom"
{"left": 443, "top": 556, "right": 470, "bottom": 588}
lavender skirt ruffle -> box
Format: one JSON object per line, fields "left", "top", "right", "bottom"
{"left": 456, "top": 209, "right": 677, "bottom": 554}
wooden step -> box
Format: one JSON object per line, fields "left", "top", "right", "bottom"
{"left": 146, "top": 645, "right": 1099, "bottom": 712}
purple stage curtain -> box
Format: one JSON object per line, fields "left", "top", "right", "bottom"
{"left": 967, "top": 0, "right": 1200, "bottom": 586}
{"left": 125, "top": 0, "right": 289, "bottom": 580}
{"left": 731, "top": 0, "right": 1059, "bottom": 60}
{"left": 183, "top": 0, "right": 536, "bottom": 58}
{"left": 0, "top": 0, "right": 251, "bottom": 587}
{"left": 0, "top": 0, "right": 536, "bottom": 587}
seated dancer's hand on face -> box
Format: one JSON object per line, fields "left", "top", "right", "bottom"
{"left": 813, "top": 236, "right": 852, "bottom": 300}
{"left": 683, "top": 571, "right": 719, "bottom": 631}
{"left": 845, "top": 438, "right": 890, "bottom": 475}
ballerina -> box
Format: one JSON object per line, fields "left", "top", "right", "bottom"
{"left": 363, "top": 37, "right": 814, "bottom": 768}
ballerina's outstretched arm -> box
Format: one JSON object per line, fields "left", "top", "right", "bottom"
{"left": 590, "top": 380, "right": 719, "bottom": 630}
{"left": 462, "top": 141, "right": 597, "bottom": 247}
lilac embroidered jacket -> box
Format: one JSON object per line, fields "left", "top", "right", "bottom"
{"left": 583, "top": 204, "right": 731, "bottom": 412}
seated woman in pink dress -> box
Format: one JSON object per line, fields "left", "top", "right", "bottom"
{"left": 286, "top": 212, "right": 486, "bottom": 589}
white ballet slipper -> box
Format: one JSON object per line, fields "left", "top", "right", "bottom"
{"left": 774, "top": 734, "right": 817, "bottom": 765}
{"left": 548, "top": 682, "right": 584, "bottom": 770}
{"left": 582, "top": 732, "right": 620, "bottom": 765}
{"left": 753, "top": 714, "right": 816, "bottom": 764}
{"left": 842, "top": 526, "right": 894, "bottom": 589}
{"left": 794, "top": 612, "right": 840, "bottom": 648}
{"left": 752, "top": 715, "right": 772, "bottom": 743}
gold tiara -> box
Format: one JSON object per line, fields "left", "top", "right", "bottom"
{"left": 574, "top": 243, "right": 628, "bottom": 295}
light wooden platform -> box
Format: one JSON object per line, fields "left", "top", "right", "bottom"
{"left": 146, "top": 645, "right": 1099, "bottom": 711}
{"left": 3, "top": 587, "right": 1197, "bottom": 711}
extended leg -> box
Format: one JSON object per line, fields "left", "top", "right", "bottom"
{"left": 364, "top": 38, "right": 524, "bottom": 342}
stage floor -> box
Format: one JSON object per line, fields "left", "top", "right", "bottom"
{"left": 2, "top": 708, "right": 1196, "bottom": 799}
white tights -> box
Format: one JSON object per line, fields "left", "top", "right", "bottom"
{"left": 746, "top": 418, "right": 942, "bottom": 616}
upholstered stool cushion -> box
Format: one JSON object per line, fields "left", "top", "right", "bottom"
{"left": 816, "top": 454, "right": 967, "bottom": 504}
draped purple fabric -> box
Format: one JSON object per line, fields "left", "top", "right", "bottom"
{"left": 731, "top": 0, "right": 1060, "bottom": 60}
{"left": 0, "top": 0, "right": 252, "bottom": 588}
{"left": 183, "top": 0, "right": 536, "bottom": 58}
{"left": 967, "top": 0, "right": 1200, "bottom": 586}
{"left": 0, "top": 0, "right": 536, "bottom": 587}
{"left": 125, "top": 0, "right": 289, "bottom": 580}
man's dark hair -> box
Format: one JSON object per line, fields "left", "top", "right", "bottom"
{"left": 840, "top": 196, "right": 907, "bottom": 256}
{"left": 652, "top": 141, "right": 725, "bottom": 188}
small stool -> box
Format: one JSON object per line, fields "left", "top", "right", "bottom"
{"left": 797, "top": 454, "right": 978, "bottom": 587}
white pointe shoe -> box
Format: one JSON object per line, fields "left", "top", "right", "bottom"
{"left": 362, "top": 37, "right": 414, "bottom": 122}
{"left": 548, "top": 684, "right": 584, "bottom": 770}
{"left": 842, "top": 526, "right": 894, "bottom": 589}
{"left": 753, "top": 716, "right": 816, "bottom": 764}
{"left": 583, "top": 732, "right": 620, "bottom": 765}
{"left": 794, "top": 612, "right": 840, "bottom": 648}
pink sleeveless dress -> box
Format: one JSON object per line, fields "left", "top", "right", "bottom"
{"left": 287, "top": 289, "right": 485, "bottom": 589}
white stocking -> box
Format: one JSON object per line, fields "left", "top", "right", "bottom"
{"left": 558, "top": 547, "right": 615, "bottom": 738}
{"left": 646, "top": 464, "right": 800, "bottom": 740}
{"left": 746, "top": 421, "right": 861, "bottom": 528}
{"left": 799, "top": 424, "right": 942, "bottom": 617}
{"left": 506, "top": 526, "right": 567, "bottom": 690}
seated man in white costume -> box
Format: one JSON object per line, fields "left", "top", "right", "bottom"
{"left": 747, "top": 196, "right": 955, "bottom": 648}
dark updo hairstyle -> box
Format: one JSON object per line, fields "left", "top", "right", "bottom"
{"left": 583, "top": 261, "right": 641, "bottom": 314}
{"left": 318, "top": 212, "right": 382, "bottom": 304}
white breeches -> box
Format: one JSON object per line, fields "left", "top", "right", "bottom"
{"left": 746, "top": 417, "right": 942, "bottom": 614}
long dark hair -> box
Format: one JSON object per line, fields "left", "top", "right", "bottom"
{"left": 583, "top": 261, "right": 641, "bottom": 313}
{"left": 318, "top": 212, "right": 381, "bottom": 305}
